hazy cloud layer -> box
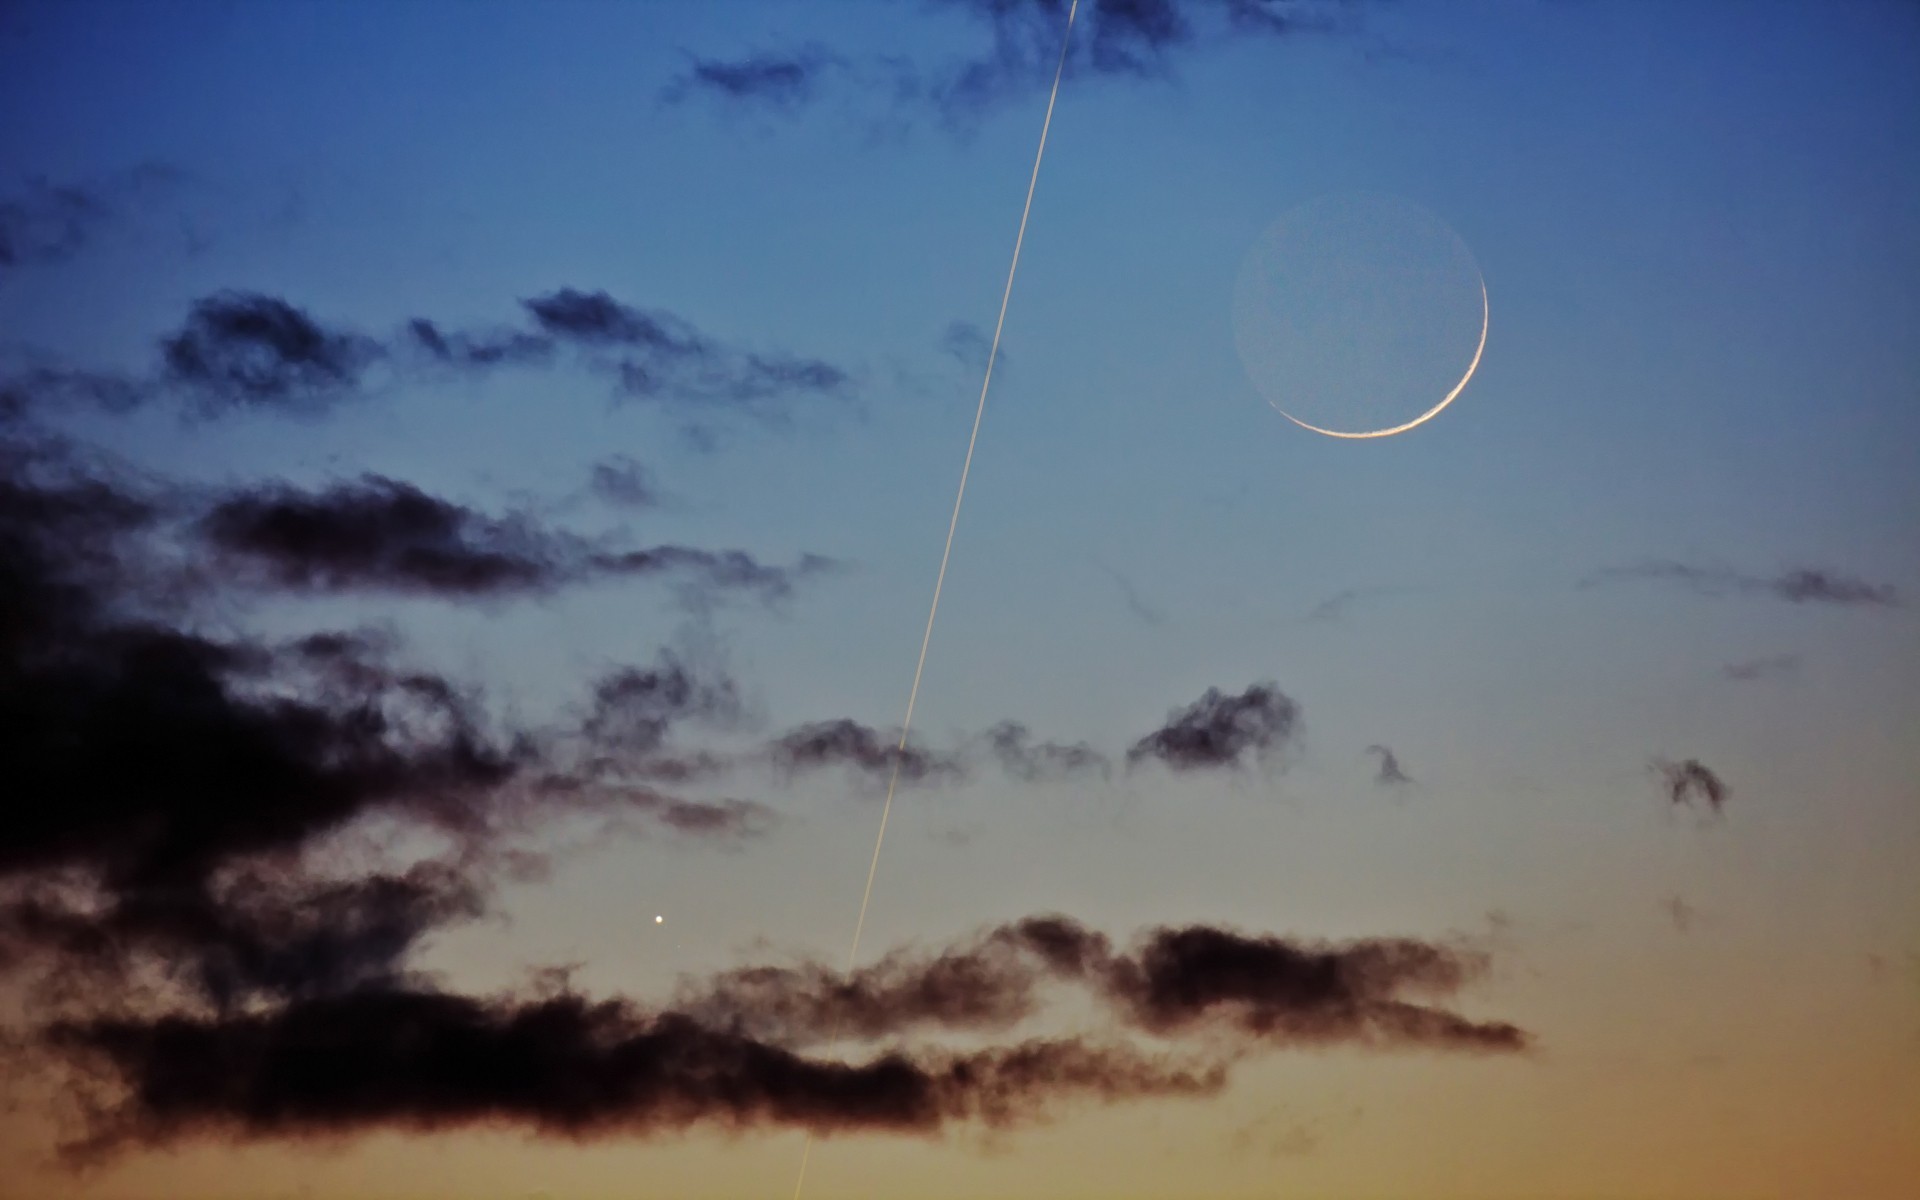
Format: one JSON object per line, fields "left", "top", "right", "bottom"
{"left": 1585, "top": 561, "right": 1901, "bottom": 608}
{"left": 1722, "top": 653, "right": 1800, "bottom": 682}
{"left": 0, "top": 163, "right": 184, "bottom": 271}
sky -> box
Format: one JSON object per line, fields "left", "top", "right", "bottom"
{"left": 0, "top": 1, "right": 1916, "bottom": 1197}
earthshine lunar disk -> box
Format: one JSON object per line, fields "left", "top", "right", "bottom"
{"left": 1234, "top": 193, "right": 1488, "bottom": 439}
{"left": 1273, "top": 279, "right": 1486, "bottom": 440}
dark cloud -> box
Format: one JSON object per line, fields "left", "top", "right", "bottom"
{"left": 1, "top": 863, "right": 488, "bottom": 1014}
{"left": 524, "top": 288, "right": 706, "bottom": 351}
{"left": 980, "top": 721, "right": 1110, "bottom": 782}
{"left": 0, "top": 163, "right": 182, "bottom": 271}
{"left": 1365, "top": 744, "right": 1411, "bottom": 786}
{"left": 522, "top": 287, "right": 850, "bottom": 411}
{"left": 588, "top": 455, "right": 659, "bottom": 508}
{"left": 1722, "top": 653, "right": 1800, "bottom": 682}
{"left": 46, "top": 996, "right": 1219, "bottom": 1159}
{"left": 662, "top": 46, "right": 849, "bottom": 108}
{"left": 1584, "top": 561, "right": 1901, "bottom": 608}
{"left": 1654, "top": 758, "right": 1728, "bottom": 814}
{"left": 580, "top": 655, "right": 743, "bottom": 756}
{"left": 0, "top": 441, "right": 788, "bottom": 1029}
{"left": 666, "top": 0, "right": 1362, "bottom": 122}
{"left": 1126, "top": 682, "right": 1300, "bottom": 772}
{"left": 1103, "top": 924, "right": 1524, "bottom": 1050}
{"left": 769, "top": 718, "right": 968, "bottom": 786}
{"left": 37, "top": 915, "right": 1519, "bottom": 1159}
{"left": 160, "top": 292, "right": 385, "bottom": 414}
{"left": 5, "top": 287, "right": 850, "bottom": 424}
{"left": 0, "top": 456, "right": 526, "bottom": 893}
{"left": 196, "top": 475, "right": 836, "bottom": 603}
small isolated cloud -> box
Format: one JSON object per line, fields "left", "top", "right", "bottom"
{"left": 195, "top": 474, "right": 835, "bottom": 604}
{"left": 1661, "top": 895, "right": 1696, "bottom": 933}
{"left": 1722, "top": 653, "right": 1799, "bottom": 683}
{"left": 161, "top": 292, "right": 385, "bottom": 414}
{"left": 588, "top": 456, "right": 659, "bottom": 508}
{"left": 1126, "top": 682, "right": 1300, "bottom": 772}
{"left": 523, "top": 287, "right": 850, "bottom": 409}
{"left": 939, "top": 320, "right": 998, "bottom": 373}
{"left": 660, "top": 45, "right": 850, "bottom": 108}
{"left": 1365, "top": 744, "right": 1411, "bottom": 787}
{"left": 1653, "top": 758, "right": 1728, "bottom": 815}
{"left": 1093, "top": 559, "right": 1166, "bottom": 626}
{"left": 1304, "top": 585, "right": 1408, "bottom": 623}
{"left": 1584, "top": 561, "right": 1901, "bottom": 608}
{"left": 0, "top": 163, "right": 184, "bottom": 272}
{"left": 980, "top": 721, "right": 1110, "bottom": 782}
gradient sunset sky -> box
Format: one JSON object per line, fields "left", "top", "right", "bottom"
{"left": 2, "top": 2, "right": 1916, "bottom": 1198}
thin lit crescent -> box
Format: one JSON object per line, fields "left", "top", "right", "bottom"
{"left": 1272, "top": 277, "right": 1488, "bottom": 440}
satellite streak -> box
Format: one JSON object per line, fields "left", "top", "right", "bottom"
{"left": 789, "top": 4, "right": 1081, "bottom": 1197}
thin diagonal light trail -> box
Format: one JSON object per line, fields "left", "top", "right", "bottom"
{"left": 790, "top": 5, "right": 1080, "bottom": 1197}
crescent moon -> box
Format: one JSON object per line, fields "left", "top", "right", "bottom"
{"left": 1271, "top": 277, "right": 1488, "bottom": 440}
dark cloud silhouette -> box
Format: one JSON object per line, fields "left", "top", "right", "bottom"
{"left": 980, "top": 721, "right": 1110, "bottom": 782}
{"left": 769, "top": 718, "right": 968, "bottom": 786}
{"left": 523, "top": 287, "right": 850, "bottom": 409}
{"left": 666, "top": 0, "right": 1363, "bottom": 122}
{"left": 0, "top": 163, "right": 183, "bottom": 271}
{"left": 1722, "top": 653, "right": 1800, "bottom": 682}
{"left": 1365, "top": 744, "right": 1411, "bottom": 786}
{"left": 37, "top": 915, "right": 1520, "bottom": 1159}
{"left": 197, "top": 475, "right": 836, "bottom": 603}
{"left": 0, "top": 459, "right": 526, "bottom": 893}
{"left": 6, "top": 288, "right": 850, "bottom": 424}
{"left": 1585, "top": 561, "right": 1901, "bottom": 608}
{"left": 1654, "top": 758, "right": 1728, "bottom": 814}
{"left": 0, "top": 441, "right": 789, "bottom": 1030}
{"left": 524, "top": 288, "right": 706, "bottom": 350}
{"left": 47, "top": 997, "right": 1220, "bottom": 1159}
{"left": 678, "top": 915, "right": 1523, "bottom": 1054}
{"left": 161, "top": 292, "right": 385, "bottom": 414}
{"left": 1126, "top": 682, "right": 1300, "bottom": 772}
{"left": 580, "top": 655, "right": 743, "bottom": 755}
